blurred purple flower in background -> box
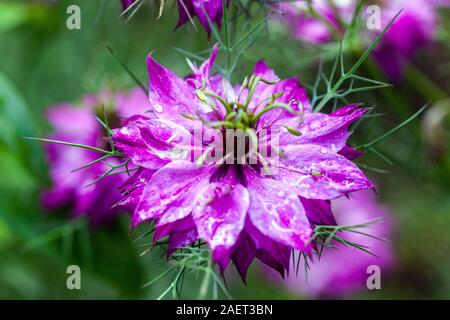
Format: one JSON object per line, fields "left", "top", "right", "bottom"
{"left": 276, "top": 190, "right": 394, "bottom": 298}
{"left": 111, "top": 46, "right": 374, "bottom": 279}
{"left": 42, "top": 88, "right": 149, "bottom": 225}
{"left": 372, "top": 0, "right": 443, "bottom": 81}
{"left": 121, "top": 0, "right": 227, "bottom": 35}
{"left": 279, "top": 0, "right": 356, "bottom": 44}
{"left": 175, "top": 0, "right": 228, "bottom": 35}
{"left": 116, "top": 87, "right": 152, "bottom": 119}
{"left": 280, "top": 0, "right": 448, "bottom": 80}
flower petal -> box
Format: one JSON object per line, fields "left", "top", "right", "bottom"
{"left": 279, "top": 105, "right": 366, "bottom": 152}
{"left": 277, "top": 144, "right": 374, "bottom": 200}
{"left": 113, "top": 117, "right": 192, "bottom": 169}
{"left": 147, "top": 54, "right": 198, "bottom": 129}
{"left": 192, "top": 172, "right": 250, "bottom": 271}
{"left": 300, "top": 197, "right": 336, "bottom": 227}
{"left": 230, "top": 231, "right": 257, "bottom": 282}
{"left": 191, "top": 0, "right": 225, "bottom": 34}
{"left": 338, "top": 145, "right": 365, "bottom": 160}
{"left": 253, "top": 60, "right": 278, "bottom": 81}
{"left": 121, "top": 0, "right": 137, "bottom": 11}
{"left": 231, "top": 220, "right": 293, "bottom": 281}
{"left": 186, "top": 44, "right": 219, "bottom": 88}
{"left": 245, "top": 220, "right": 292, "bottom": 278}
{"left": 245, "top": 170, "right": 313, "bottom": 251}
{"left": 153, "top": 215, "right": 199, "bottom": 256}
{"left": 175, "top": 0, "right": 195, "bottom": 29}
{"left": 132, "top": 161, "right": 211, "bottom": 227}
{"left": 115, "top": 167, "right": 155, "bottom": 209}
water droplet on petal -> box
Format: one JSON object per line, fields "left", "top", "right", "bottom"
{"left": 154, "top": 104, "right": 164, "bottom": 113}
{"left": 320, "top": 147, "right": 328, "bottom": 154}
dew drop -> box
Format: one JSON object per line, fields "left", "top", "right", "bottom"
{"left": 154, "top": 104, "right": 164, "bottom": 113}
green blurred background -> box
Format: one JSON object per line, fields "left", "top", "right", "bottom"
{"left": 0, "top": 0, "right": 449, "bottom": 299}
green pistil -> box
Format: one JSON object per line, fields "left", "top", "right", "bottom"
{"left": 244, "top": 75, "right": 261, "bottom": 109}
{"left": 188, "top": 75, "right": 306, "bottom": 171}
{"left": 190, "top": 74, "right": 303, "bottom": 135}
{"left": 251, "top": 102, "right": 299, "bottom": 127}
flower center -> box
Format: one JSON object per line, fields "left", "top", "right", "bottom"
{"left": 192, "top": 75, "right": 302, "bottom": 132}
{"left": 183, "top": 75, "right": 304, "bottom": 174}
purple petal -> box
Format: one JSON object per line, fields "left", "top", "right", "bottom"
{"left": 300, "top": 198, "right": 336, "bottom": 227}
{"left": 186, "top": 44, "right": 219, "bottom": 87}
{"left": 192, "top": 172, "right": 250, "bottom": 272}
{"left": 253, "top": 60, "right": 278, "bottom": 82}
{"left": 184, "top": 45, "right": 227, "bottom": 120}
{"left": 113, "top": 117, "right": 192, "bottom": 169}
{"left": 279, "top": 105, "right": 366, "bottom": 153}
{"left": 168, "top": 226, "right": 199, "bottom": 256}
{"left": 153, "top": 215, "right": 199, "bottom": 256}
{"left": 132, "top": 161, "right": 211, "bottom": 227}
{"left": 277, "top": 144, "right": 375, "bottom": 200}
{"left": 121, "top": 0, "right": 137, "bottom": 11}
{"left": 191, "top": 0, "right": 225, "bottom": 34}
{"left": 231, "top": 220, "right": 294, "bottom": 281}
{"left": 175, "top": 0, "right": 196, "bottom": 29}
{"left": 245, "top": 170, "right": 313, "bottom": 251}
{"left": 338, "top": 145, "right": 365, "bottom": 160}
{"left": 115, "top": 167, "right": 155, "bottom": 209}
{"left": 231, "top": 231, "right": 257, "bottom": 282}
{"left": 245, "top": 220, "right": 292, "bottom": 278}
{"left": 147, "top": 54, "right": 199, "bottom": 129}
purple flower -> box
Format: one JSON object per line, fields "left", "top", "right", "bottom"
{"left": 279, "top": 0, "right": 355, "bottom": 44}
{"left": 373, "top": 0, "right": 441, "bottom": 81}
{"left": 112, "top": 46, "right": 374, "bottom": 278}
{"left": 120, "top": 0, "right": 227, "bottom": 35}
{"left": 176, "top": 0, "right": 228, "bottom": 35}
{"left": 277, "top": 190, "right": 394, "bottom": 298}
{"left": 42, "top": 89, "right": 149, "bottom": 225}
{"left": 280, "top": 0, "right": 446, "bottom": 80}
{"left": 116, "top": 87, "right": 152, "bottom": 119}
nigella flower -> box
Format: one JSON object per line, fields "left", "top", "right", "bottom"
{"left": 372, "top": 0, "right": 443, "bottom": 81}
{"left": 278, "top": 0, "right": 356, "bottom": 44}
{"left": 112, "top": 46, "right": 374, "bottom": 279}
{"left": 276, "top": 190, "right": 394, "bottom": 298}
{"left": 120, "top": 0, "right": 227, "bottom": 35}
{"left": 280, "top": 0, "right": 447, "bottom": 81}
{"left": 43, "top": 88, "right": 149, "bottom": 225}
{"left": 176, "top": 0, "right": 228, "bottom": 35}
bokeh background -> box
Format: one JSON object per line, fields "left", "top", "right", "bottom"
{"left": 0, "top": 0, "right": 449, "bottom": 299}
